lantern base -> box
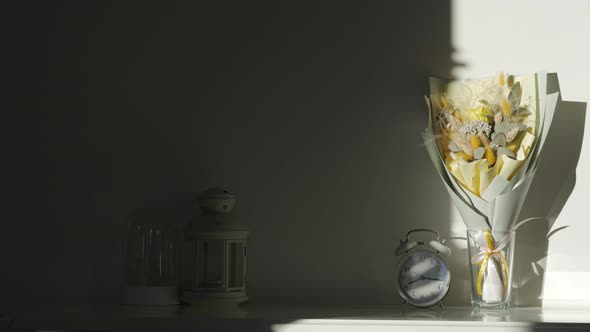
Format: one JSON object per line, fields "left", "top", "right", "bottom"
{"left": 122, "top": 286, "right": 180, "bottom": 306}
{"left": 182, "top": 291, "right": 248, "bottom": 305}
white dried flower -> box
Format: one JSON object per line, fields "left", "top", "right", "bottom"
{"left": 494, "top": 112, "right": 503, "bottom": 124}
{"left": 460, "top": 120, "right": 492, "bottom": 138}
{"left": 506, "top": 127, "right": 519, "bottom": 143}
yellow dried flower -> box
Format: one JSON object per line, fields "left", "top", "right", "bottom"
{"left": 453, "top": 110, "right": 463, "bottom": 122}
{"left": 479, "top": 132, "right": 496, "bottom": 166}
{"left": 470, "top": 134, "right": 481, "bottom": 149}
{"left": 455, "top": 151, "right": 473, "bottom": 161}
{"left": 501, "top": 97, "right": 512, "bottom": 118}
{"left": 439, "top": 96, "right": 447, "bottom": 109}
{"left": 465, "top": 107, "right": 492, "bottom": 122}
{"left": 507, "top": 131, "right": 525, "bottom": 153}
{"left": 498, "top": 72, "right": 506, "bottom": 86}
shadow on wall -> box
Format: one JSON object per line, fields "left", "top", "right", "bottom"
{"left": 3, "top": 0, "right": 456, "bottom": 307}
{"left": 512, "top": 73, "right": 586, "bottom": 306}
{"left": 237, "top": 0, "right": 457, "bottom": 304}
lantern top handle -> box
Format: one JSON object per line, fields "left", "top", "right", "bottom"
{"left": 197, "top": 187, "right": 236, "bottom": 214}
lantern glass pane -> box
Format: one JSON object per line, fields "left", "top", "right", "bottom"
{"left": 197, "top": 240, "right": 225, "bottom": 290}
{"left": 227, "top": 241, "right": 244, "bottom": 289}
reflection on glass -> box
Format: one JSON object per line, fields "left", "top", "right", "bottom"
{"left": 126, "top": 222, "right": 178, "bottom": 287}
{"left": 228, "top": 241, "right": 245, "bottom": 289}
{"left": 197, "top": 240, "right": 224, "bottom": 290}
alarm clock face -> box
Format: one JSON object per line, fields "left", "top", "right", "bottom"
{"left": 395, "top": 249, "right": 450, "bottom": 307}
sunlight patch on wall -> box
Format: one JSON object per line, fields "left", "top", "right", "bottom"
{"left": 451, "top": 0, "right": 590, "bottom": 306}
{"left": 451, "top": 0, "right": 590, "bottom": 102}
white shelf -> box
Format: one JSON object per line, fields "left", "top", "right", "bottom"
{"left": 10, "top": 304, "right": 590, "bottom": 332}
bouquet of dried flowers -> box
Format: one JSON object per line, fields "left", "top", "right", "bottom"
{"left": 429, "top": 73, "right": 537, "bottom": 197}
{"left": 423, "top": 72, "right": 559, "bottom": 306}
{"left": 423, "top": 72, "right": 557, "bottom": 234}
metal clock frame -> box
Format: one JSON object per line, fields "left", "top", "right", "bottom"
{"left": 395, "top": 229, "right": 451, "bottom": 309}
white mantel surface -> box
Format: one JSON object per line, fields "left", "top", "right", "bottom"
{"left": 10, "top": 304, "right": 590, "bottom": 332}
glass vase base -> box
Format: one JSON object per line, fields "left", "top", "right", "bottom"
{"left": 471, "top": 298, "right": 510, "bottom": 310}
{"left": 467, "top": 230, "right": 515, "bottom": 312}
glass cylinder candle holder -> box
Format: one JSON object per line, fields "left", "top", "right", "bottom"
{"left": 467, "top": 230, "right": 515, "bottom": 309}
{"left": 124, "top": 219, "right": 180, "bottom": 305}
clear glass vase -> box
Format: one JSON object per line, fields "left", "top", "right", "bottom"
{"left": 467, "top": 230, "right": 515, "bottom": 309}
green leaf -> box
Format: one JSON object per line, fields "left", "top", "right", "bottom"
{"left": 490, "top": 104, "right": 501, "bottom": 114}
{"left": 508, "top": 82, "right": 522, "bottom": 109}
{"left": 507, "top": 75, "right": 515, "bottom": 88}
{"left": 495, "top": 122, "right": 511, "bottom": 134}
{"left": 473, "top": 147, "right": 485, "bottom": 160}
{"left": 513, "top": 107, "right": 531, "bottom": 116}
{"left": 497, "top": 147, "right": 515, "bottom": 159}
{"left": 479, "top": 99, "right": 490, "bottom": 107}
{"left": 491, "top": 132, "right": 507, "bottom": 147}
{"left": 448, "top": 141, "right": 462, "bottom": 152}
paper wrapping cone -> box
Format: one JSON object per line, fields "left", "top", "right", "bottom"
{"left": 423, "top": 72, "right": 559, "bottom": 235}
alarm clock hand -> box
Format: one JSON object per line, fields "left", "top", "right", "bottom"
{"left": 424, "top": 277, "right": 443, "bottom": 281}
{"left": 408, "top": 278, "right": 421, "bottom": 285}
{"left": 408, "top": 276, "right": 442, "bottom": 284}
{"left": 407, "top": 272, "right": 421, "bottom": 283}
{"left": 408, "top": 276, "right": 428, "bottom": 284}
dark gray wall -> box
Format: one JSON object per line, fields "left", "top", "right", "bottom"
{"left": 4, "top": 1, "right": 454, "bottom": 307}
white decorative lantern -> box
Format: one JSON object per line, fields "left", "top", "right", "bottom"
{"left": 182, "top": 188, "right": 248, "bottom": 304}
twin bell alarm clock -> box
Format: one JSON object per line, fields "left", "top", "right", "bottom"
{"left": 394, "top": 229, "right": 451, "bottom": 309}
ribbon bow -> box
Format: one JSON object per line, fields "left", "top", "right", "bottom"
{"left": 470, "top": 218, "right": 539, "bottom": 297}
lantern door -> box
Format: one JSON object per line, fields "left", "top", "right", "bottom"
{"left": 226, "top": 240, "right": 247, "bottom": 291}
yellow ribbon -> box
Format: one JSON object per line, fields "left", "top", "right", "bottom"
{"left": 471, "top": 218, "right": 543, "bottom": 297}
{"left": 474, "top": 230, "right": 511, "bottom": 297}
